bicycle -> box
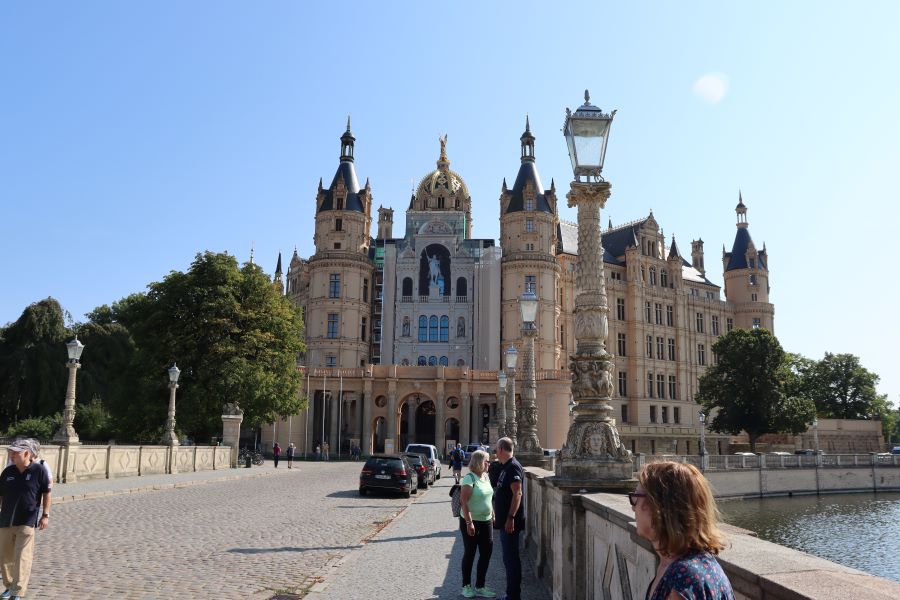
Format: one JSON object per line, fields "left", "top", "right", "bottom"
{"left": 238, "top": 448, "right": 265, "bottom": 466}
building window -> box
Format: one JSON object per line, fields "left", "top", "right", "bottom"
{"left": 439, "top": 316, "right": 449, "bottom": 342}
{"left": 333, "top": 242, "right": 341, "bottom": 249}
{"left": 751, "top": 293, "right": 758, "bottom": 302}
{"left": 662, "top": 406, "right": 669, "bottom": 424}
{"left": 335, "top": 218, "right": 343, "bottom": 231}
{"left": 649, "top": 267, "right": 657, "bottom": 286}
{"left": 749, "top": 274, "right": 757, "bottom": 286}
{"left": 650, "top": 405, "right": 657, "bottom": 423}
{"left": 429, "top": 315, "right": 439, "bottom": 341}
{"left": 666, "top": 305, "right": 674, "bottom": 326}
{"left": 621, "top": 404, "right": 628, "bottom": 424}
{"left": 327, "top": 313, "right": 339, "bottom": 339}
{"left": 696, "top": 312, "right": 704, "bottom": 333}
{"left": 657, "top": 374, "right": 665, "bottom": 399}
{"left": 618, "top": 372, "right": 627, "bottom": 397}
{"left": 647, "top": 372, "right": 654, "bottom": 398}
{"left": 660, "top": 270, "right": 668, "bottom": 288}
{"left": 617, "top": 333, "right": 626, "bottom": 357}
{"left": 417, "top": 356, "right": 427, "bottom": 366}
{"left": 655, "top": 303, "right": 663, "bottom": 324}
{"left": 706, "top": 291, "right": 716, "bottom": 299}
{"left": 525, "top": 218, "right": 534, "bottom": 232}
{"left": 645, "top": 302, "right": 652, "bottom": 323}
{"left": 669, "top": 375, "right": 677, "bottom": 400}
{"left": 646, "top": 335, "right": 653, "bottom": 358}
{"left": 673, "top": 406, "right": 680, "bottom": 423}
{"left": 525, "top": 243, "right": 534, "bottom": 251}
{"left": 326, "top": 355, "right": 336, "bottom": 367}
{"left": 418, "top": 316, "right": 428, "bottom": 341}
{"left": 439, "top": 356, "right": 448, "bottom": 366}
{"left": 656, "top": 336, "right": 664, "bottom": 360}
{"left": 691, "top": 288, "right": 699, "bottom": 297}
{"left": 336, "top": 197, "right": 344, "bottom": 210}
{"left": 525, "top": 198, "right": 535, "bottom": 211}
{"left": 361, "top": 317, "right": 367, "bottom": 342}
{"left": 752, "top": 317, "right": 761, "bottom": 329}
{"left": 726, "top": 317, "right": 734, "bottom": 333}
{"left": 363, "top": 279, "right": 369, "bottom": 302}
{"left": 525, "top": 275, "right": 536, "bottom": 294}
{"left": 329, "top": 274, "right": 341, "bottom": 298}
{"left": 402, "top": 277, "right": 413, "bottom": 297}
{"left": 698, "top": 344, "right": 706, "bottom": 365}
{"left": 428, "top": 356, "right": 437, "bottom": 366}
{"left": 667, "top": 338, "right": 676, "bottom": 361}
{"left": 711, "top": 315, "right": 719, "bottom": 336}
{"left": 617, "top": 298, "right": 626, "bottom": 320}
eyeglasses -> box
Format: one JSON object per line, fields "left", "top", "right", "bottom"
{"left": 627, "top": 492, "right": 647, "bottom": 507}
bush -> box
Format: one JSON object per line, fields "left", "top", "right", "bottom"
{"left": 74, "top": 397, "right": 113, "bottom": 442}
{"left": 5, "top": 413, "right": 61, "bottom": 440}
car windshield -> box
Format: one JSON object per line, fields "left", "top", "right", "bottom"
{"left": 402, "top": 454, "right": 423, "bottom": 465}
{"left": 366, "top": 458, "right": 401, "bottom": 468}
{"left": 406, "top": 445, "right": 431, "bottom": 455}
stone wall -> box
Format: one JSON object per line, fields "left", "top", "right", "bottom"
{"left": 524, "top": 467, "right": 900, "bottom": 600}
{"left": 3, "top": 444, "right": 234, "bottom": 483}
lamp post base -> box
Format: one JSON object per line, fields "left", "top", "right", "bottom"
{"left": 52, "top": 425, "right": 80, "bottom": 446}
{"left": 517, "top": 450, "right": 553, "bottom": 470}
{"left": 160, "top": 430, "right": 180, "bottom": 446}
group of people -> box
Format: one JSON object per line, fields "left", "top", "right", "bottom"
{"left": 271, "top": 442, "right": 296, "bottom": 468}
{"left": 456, "top": 440, "right": 735, "bottom": 600}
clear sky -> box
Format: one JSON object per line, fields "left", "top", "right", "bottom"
{"left": 2, "top": 2, "right": 898, "bottom": 402}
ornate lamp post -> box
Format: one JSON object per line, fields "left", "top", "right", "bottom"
{"left": 517, "top": 291, "right": 545, "bottom": 463}
{"left": 699, "top": 410, "right": 708, "bottom": 471}
{"left": 160, "top": 363, "right": 181, "bottom": 446}
{"left": 505, "top": 345, "right": 518, "bottom": 445}
{"left": 813, "top": 417, "right": 820, "bottom": 466}
{"left": 497, "top": 371, "right": 508, "bottom": 439}
{"left": 556, "top": 90, "right": 632, "bottom": 483}
{"left": 54, "top": 336, "right": 84, "bottom": 444}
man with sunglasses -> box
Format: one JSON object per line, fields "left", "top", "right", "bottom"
{"left": 492, "top": 437, "right": 524, "bottom": 600}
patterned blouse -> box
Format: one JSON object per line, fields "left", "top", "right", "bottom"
{"left": 645, "top": 551, "right": 735, "bottom": 600}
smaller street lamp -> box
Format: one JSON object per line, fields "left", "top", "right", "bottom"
{"left": 812, "top": 417, "right": 820, "bottom": 465}
{"left": 505, "top": 346, "right": 518, "bottom": 443}
{"left": 497, "top": 371, "right": 508, "bottom": 439}
{"left": 563, "top": 89, "right": 617, "bottom": 182}
{"left": 699, "top": 410, "right": 708, "bottom": 471}
{"left": 161, "top": 363, "right": 181, "bottom": 446}
{"left": 54, "top": 336, "right": 84, "bottom": 444}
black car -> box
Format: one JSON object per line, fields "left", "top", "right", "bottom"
{"left": 401, "top": 452, "right": 434, "bottom": 488}
{"left": 359, "top": 454, "right": 416, "bottom": 498}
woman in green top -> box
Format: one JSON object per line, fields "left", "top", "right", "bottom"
{"left": 459, "top": 449, "right": 496, "bottom": 598}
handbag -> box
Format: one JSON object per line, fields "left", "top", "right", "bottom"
{"left": 449, "top": 483, "right": 461, "bottom": 518}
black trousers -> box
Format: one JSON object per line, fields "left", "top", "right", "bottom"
{"left": 459, "top": 518, "right": 493, "bottom": 588}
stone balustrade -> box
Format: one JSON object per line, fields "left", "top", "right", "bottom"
{"left": 524, "top": 467, "right": 900, "bottom": 600}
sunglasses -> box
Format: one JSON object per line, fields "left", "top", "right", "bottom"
{"left": 627, "top": 492, "right": 647, "bottom": 507}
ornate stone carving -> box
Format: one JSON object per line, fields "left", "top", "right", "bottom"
{"left": 222, "top": 402, "right": 243, "bottom": 416}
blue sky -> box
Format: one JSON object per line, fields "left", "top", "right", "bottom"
{"left": 2, "top": 2, "right": 898, "bottom": 402}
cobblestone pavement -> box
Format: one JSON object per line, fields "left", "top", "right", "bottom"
{"left": 32, "top": 461, "right": 417, "bottom": 599}
{"left": 312, "top": 473, "right": 551, "bottom": 600}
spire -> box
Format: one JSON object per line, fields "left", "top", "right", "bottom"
{"left": 520, "top": 114, "right": 535, "bottom": 162}
{"left": 502, "top": 177, "right": 508, "bottom": 192}
{"left": 550, "top": 178, "right": 555, "bottom": 192}
{"left": 668, "top": 235, "right": 682, "bottom": 259}
{"left": 735, "top": 190, "right": 748, "bottom": 228}
{"left": 275, "top": 252, "right": 283, "bottom": 276}
{"left": 437, "top": 134, "right": 450, "bottom": 170}
{"left": 340, "top": 116, "right": 355, "bottom": 162}
{"left": 608, "top": 217, "right": 613, "bottom": 230}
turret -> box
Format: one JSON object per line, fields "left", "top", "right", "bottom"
{"left": 377, "top": 206, "right": 394, "bottom": 240}
{"left": 273, "top": 252, "right": 284, "bottom": 295}
{"left": 722, "top": 193, "right": 774, "bottom": 331}
{"left": 691, "top": 238, "right": 705, "bottom": 277}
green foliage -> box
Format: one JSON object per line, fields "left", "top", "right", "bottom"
{"left": 870, "top": 394, "right": 897, "bottom": 443}
{"left": 696, "top": 329, "right": 815, "bottom": 452}
{"left": 74, "top": 397, "right": 113, "bottom": 441}
{"left": 807, "top": 353, "right": 881, "bottom": 420}
{"left": 4, "top": 413, "right": 61, "bottom": 439}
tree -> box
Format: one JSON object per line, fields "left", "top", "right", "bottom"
{"left": 696, "top": 329, "right": 815, "bottom": 452}
{"left": 808, "top": 353, "right": 881, "bottom": 420}
{"left": 110, "top": 252, "right": 306, "bottom": 441}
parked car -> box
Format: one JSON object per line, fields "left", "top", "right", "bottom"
{"left": 359, "top": 454, "right": 416, "bottom": 498}
{"left": 794, "top": 449, "right": 824, "bottom": 456}
{"left": 733, "top": 452, "right": 757, "bottom": 457}
{"left": 462, "top": 443, "right": 488, "bottom": 461}
{"left": 892, "top": 447, "right": 900, "bottom": 455}
{"left": 543, "top": 448, "right": 559, "bottom": 457}
{"left": 404, "top": 444, "right": 442, "bottom": 479}
{"left": 401, "top": 452, "right": 434, "bottom": 488}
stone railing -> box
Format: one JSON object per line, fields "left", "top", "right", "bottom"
{"left": 3, "top": 444, "right": 234, "bottom": 484}
{"left": 523, "top": 468, "right": 900, "bottom": 600}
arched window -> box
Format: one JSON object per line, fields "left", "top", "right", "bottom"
{"left": 440, "top": 316, "right": 449, "bottom": 342}
{"left": 456, "top": 316, "right": 465, "bottom": 338}
{"left": 456, "top": 277, "right": 467, "bottom": 297}
{"left": 428, "top": 356, "right": 437, "bottom": 366}
{"left": 429, "top": 316, "right": 439, "bottom": 341}
{"left": 402, "top": 277, "right": 413, "bottom": 297}
{"left": 649, "top": 267, "right": 657, "bottom": 286}
{"left": 456, "top": 358, "right": 466, "bottom": 366}
{"left": 660, "top": 270, "right": 668, "bottom": 288}
{"left": 418, "top": 316, "right": 428, "bottom": 342}
{"left": 400, "top": 358, "right": 410, "bottom": 366}
{"left": 417, "top": 356, "right": 427, "bottom": 366}
{"left": 439, "top": 356, "right": 449, "bottom": 366}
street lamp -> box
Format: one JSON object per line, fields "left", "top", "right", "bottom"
{"left": 505, "top": 345, "right": 518, "bottom": 444}
{"left": 556, "top": 90, "right": 631, "bottom": 481}
{"left": 517, "top": 291, "right": 544, "bottom": 461}
{"left": 698, "top": 411, "right": 707, "bottom": 455}
{"left": 161, "top": 363, "right": 181, "bottom": 446}
{"left": 54, "top": 336, "right": 84, "bottom": 444}
{"left": 813, "top": 417, "right": 820, "bottom": 465}
{"left": 497, "top": 371, "right": 508, "bottom": 439}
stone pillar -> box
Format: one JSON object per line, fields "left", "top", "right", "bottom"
{"left": 329, "top": 392, "right": 339, "bottom": 454}
{"left": 407, "top": 399, "right": 417, "bottom": 443}
{"left": 518, "top": 325, "right": 550, "bottom": 467}
{"left": 435, "top": 388, "right": 445, "bottom": 454}
{"left": 221, "top": 404, "right": 244, "bottom": 468}
{"left": 497, "top": 385, "right": 507, "bottom": 439}
{"left": 386, "top": 389, "right": 398, "bottom": 454}
{"left": 460, "top": 393, "right": 470, "bottom": 446}
{"left": 361, "top": 389, "right": 373, "bottom": 456}
{"left": 54, "top": 360, "right": 81, "bottom": 483}
{"left": 555, "top": 180, "right": 632, "bottom": 484}
{"left": 506, "top": 372, "right": 517, "bottom": 445}
{"left": 471, "top": 393, "right": 481, "bottom": 443}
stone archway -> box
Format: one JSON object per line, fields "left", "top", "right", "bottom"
{"left": 415, "top": 399, "right": 436, "bottom": 446}
{"left": 445, "top": 418, "right": 460, "bottom": 450}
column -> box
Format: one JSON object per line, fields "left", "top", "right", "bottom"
{"left": 435, "top": 390, "right": 445, "bottom": 454}
{"left": 407, "top": 400, "right": 417, "bottom": 444}
{"left": 471, "top": 393, "right": 481, "bottom": 443}
{"left": 361, "top": 389, "right": 373, "bottom": 456}
{"left": 329, "top": 392, "right": 339, "bottom": 453}
{"left": 386, "top": 390, "right": 398, "bottom": 454}
{"left": 460, "top": 393, "right": 470, "bottom": 445}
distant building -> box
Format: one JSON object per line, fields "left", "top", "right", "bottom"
{"left": 271, "top": 118, "right": 773, "bottom": 456}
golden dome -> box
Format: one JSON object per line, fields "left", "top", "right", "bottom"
{"left": 414, "top": 134, "right": 470, "bottom": 204}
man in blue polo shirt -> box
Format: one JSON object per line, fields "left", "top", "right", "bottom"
{"left": 492, "top": 436, "right": 525, "bottom": 600}
{"left": 0, "top": 439, "right": 51, "bottom": 600}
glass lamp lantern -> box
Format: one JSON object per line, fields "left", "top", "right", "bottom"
{"left": 498, "top": 371, "right": 508, "bottom": 390}
{"left": 518, "top": 291, "right": 538, "bottom": 324}
{"left": 505, "top": 346, "right": 518, "bottom": 370}
{"left": 699, "top": 411, "right": 706, "bottom": 425}
{"left": 563, "top": 90, "right": 617, "bottom": 181}
{"left": 168, "top": 363, "right": 181, "bottom": 384}
{"left": 66, "top": 336, "right": 85, "bottom": 362}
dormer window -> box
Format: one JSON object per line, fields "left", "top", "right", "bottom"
{"left": 525, "top": 198, "right": 535, "bottom": 211}
{"left": 336, "top": 197, "right": 344, "bottom": 210}
{"left": 525, "top": 218, "right": 534, "bottom": 232}
{"left": 335, "top": 218, "right": 343, "bottom": 231}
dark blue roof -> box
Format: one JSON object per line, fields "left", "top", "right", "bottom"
{"left": 557, "top": 221, "right": 624, "bottom": 265}
{"left": 318, "top": 160, "right": 364, "bottom": 213}
{"left": 724, "top": 227, "right": 767, "bottom": 271}
{"left": 505, "top": 162, "right": 553, "bottom": 214}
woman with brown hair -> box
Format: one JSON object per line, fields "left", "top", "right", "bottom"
{"left": 629, "top": 461, "right": 735, "bottom": 600}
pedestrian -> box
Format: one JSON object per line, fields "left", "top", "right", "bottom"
{"left": 322, "top": 441, "right": 330, "bottom": 461}
{"left": 286, "top": 442, "right": 295, "bottom": 468}
{"left": 631, "top": 461, "right": 735, "bottom": 599}
{"left": 0, "top": 439, "right": 51, "bottom": 600}
{"left": 450, "top": 443, "right": 464, "bottom": 484}
{"left": 492, "top": 437, "right": 524, "bottom": 600}
{"left": 315, "top": 444, "right": 321, "bottom": 461}
{"left": 273, "top": 442, "right": 281, "bottom": 468}
{"left": 350, "top": 443, "right": 358, "bottom": 461}
{"left": 458, "top": 449, "right": 496, "bottom": 598}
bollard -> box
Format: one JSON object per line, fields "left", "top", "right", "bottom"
{"left": 245, "top": 453, "right": 252, "bottom": 468}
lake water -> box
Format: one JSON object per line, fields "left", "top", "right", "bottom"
{"left": 721, "top": 492, "right": 900, "bottom": 583}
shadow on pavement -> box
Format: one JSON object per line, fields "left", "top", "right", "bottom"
{"left": 367, "top": 530, "right": 457, "bottom": 544}
{"left": 227, "top": 545, "right": 361, "bottom": 554}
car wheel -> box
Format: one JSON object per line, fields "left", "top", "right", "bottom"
{"left": 359, "top": 487, "right": 367, "bottom": 496}
{"left": 412, "top": 485, "right": 418, "bottom": 495}
{"left": 403, "top": 488, "right": 411, "bottom": 499}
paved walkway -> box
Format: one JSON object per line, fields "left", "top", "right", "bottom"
{"left": 311, "top": 473, "right": 551, "bottom": 600}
